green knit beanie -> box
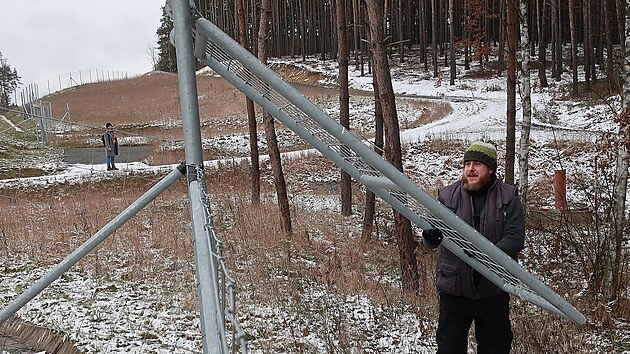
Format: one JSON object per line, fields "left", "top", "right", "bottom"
{"left": 463, "top": 141, "right": 497, "bottom": 170}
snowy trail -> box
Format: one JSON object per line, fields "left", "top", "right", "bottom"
{"left": 401, "top": 95, "right": 504, "bottom": 144}
{"left": 400, "top": 91, "right": 614, "bottom": 147}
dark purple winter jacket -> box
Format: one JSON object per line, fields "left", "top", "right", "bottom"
{"left": 435, "top": 177, "right": 525, "bottom": 299}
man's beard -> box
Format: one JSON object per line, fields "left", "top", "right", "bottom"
{"left": 463, "top": 172, "right": 492, "bottom": 191}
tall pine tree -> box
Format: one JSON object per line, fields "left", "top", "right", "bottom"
{"left": 155, "top": 6, "right": 177, "bottom": 73}
{"left": 0, "top": 52, "right": 21, "bottom": 108}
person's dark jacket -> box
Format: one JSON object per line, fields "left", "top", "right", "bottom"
{"left": 104, "top": 130, "right": 119, "bottom": 157}
{"left": 435, "top": 176, "right": 525, "bottom": 299}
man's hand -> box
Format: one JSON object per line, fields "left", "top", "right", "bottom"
{"left": 422, "top": 228, "right": 443, "bottom": 249}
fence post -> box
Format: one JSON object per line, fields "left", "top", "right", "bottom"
{"left": 554, "top": 169, "right": 567, "bottom": 212}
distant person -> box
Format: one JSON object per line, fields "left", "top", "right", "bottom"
{"left": 103, "top": 122, "right": 119, "bottom": 170}
{"left": 422, "top": 141, "right": 525, "bottom": 354}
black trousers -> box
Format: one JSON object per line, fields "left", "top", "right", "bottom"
{"left": 436, "top": 292, "right": 513, "bottom": 354}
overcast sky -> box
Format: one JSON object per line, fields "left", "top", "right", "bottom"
{"left": 0, "top": 0, "right": 164, "bottom": 98}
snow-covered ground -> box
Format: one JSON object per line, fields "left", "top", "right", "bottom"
{"left": 1, "top": 55, "right": 627, "bottom": 353}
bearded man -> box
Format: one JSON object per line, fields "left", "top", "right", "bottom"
{"left": 422, "top": 141, "right": 525, "bottom": 354}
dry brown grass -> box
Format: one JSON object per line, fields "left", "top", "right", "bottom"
{"left": 0, "top": 175, "right": 192, "bottom": 277}
{"left": 42, "top": 66, "right": 339, "bottom": 144}
{"left": 0, "top": 158, "right": 436, "bottom": 319}
{"left": 46, "top": 73, "right": 246, "bottom": 128}
{"left": 43, "top": 73, "right": 252, "bottom": 152}
{"left": 404, "top": 99, "right": 452, "bottom": 129}
{"left": 203, "top": 160, "right": 447, "bottom": 351}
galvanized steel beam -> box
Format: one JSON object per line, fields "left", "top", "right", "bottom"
{"left": 170, "top": 0, "right": 226, "bottom": 352}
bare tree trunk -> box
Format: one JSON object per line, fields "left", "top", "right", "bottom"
{"left": 364, "top": 0, "right": 419, "bottom": 295}
{"left": 236, "top": 0, "right": 261, "bottom": 205}
{"left": 337, "top": 0, "right": 353, "bottom": 216}
{"left": 319, "top": 1, "right": 328, "bottom": 60}
{"left": 537, "top": 0, "right": 549, "bottom": 87}
{"left": 589, "top": 0, "right": 597, "bottom": 80}
{"left": 602, "top": 0, "right": 614, "bottom": 92}
{"left": 398, "top": 0, "right": 406, "bottom": 62}
{"left": 605, "top": 0, "right": 615, "bottom": 91}
{"left": 362, "top": 74, "right": 384, "bottom": 240}
{"left": 442, "top": 0, "right": 448, "bottom": 65}
{"left": 551, "top": 0, "right": 561, "bottom": 81}
{"left": 360, "top": 1, "right": 367, "bottom": 76}
{"left": 595, "top": 0, "right": 605, "bottom": 70}
{"left": 608, "top": 136, "right": 628, "bottom": 301}
{"left": 449, "top": 0, "right": 456, "bottom": 85}
{"left": 421, "top": 0, "right": 430, "bottom": 70}
{"left": 616, "top": 0, "right": 626, "bottom": 56}
{"left": 498, "top": 1, "right": 506, "bottom": 74}
{"left": 505, "top": 0, "right": 517, "bottom": 185}
{"left": 518, "top": 0, "right": 532, "bottom": 210}
{"left": 353, "top": 0, "right": 360, "bottom": 68}
{"left": 258, "top": 0, "right": 292, "bottom": 235}
{"left": 604, "top": 2, "right": 630, "bottom": 302}
{"left": 432, "top": 0, "right": 439, "bottom": 77}
{"left": 308, "top": 1, "right": 316, "bottom": 56}
{"left": 299, "top": 0, "right": 306, "bottom": 60}
{"left": 583, "top": 0, "right": 592, "bottom": 86}
{"left": 568, "top": 0, "right": 579, "bottom": 94}
{"left": 271, "top": 1, "right": 280, "bottom": 57}
{"left": 406, "top": 0, "right": 413, "bottom": 50}
{"left": 463, "top": 0, "right": 470, "bottom": 70}
{"left": 328, "top": 0, "right": 337, "bottom": 60}
{"left": 289, "top": 1, "right": 296, "bottom": 56}
{"left": 250, "top": 0, "right": 259, "bottom": 55}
